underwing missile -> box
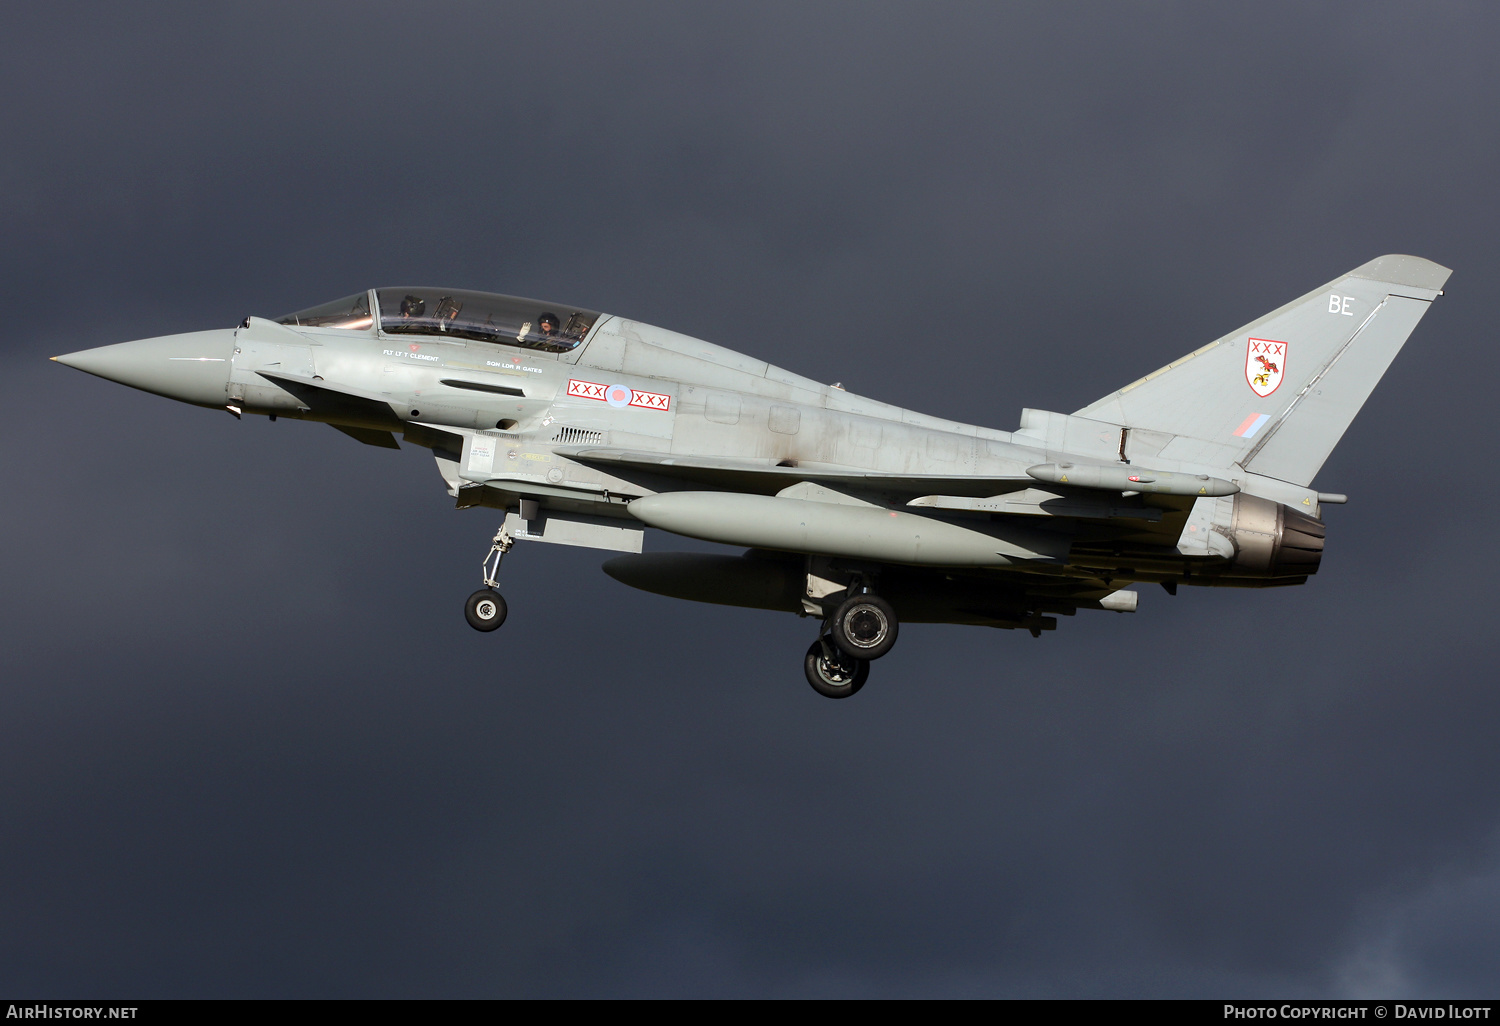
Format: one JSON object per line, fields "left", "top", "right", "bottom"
{"left": 1026, "top": 463, "right": 1239, "bottom": 497}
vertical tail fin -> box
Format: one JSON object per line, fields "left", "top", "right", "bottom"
{"left": 1075, "top": 255, "right": 1450, "bottom": 485}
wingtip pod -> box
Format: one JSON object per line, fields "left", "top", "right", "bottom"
{"left": 1348, "top": 254, "right": 1452, "bottom": 293}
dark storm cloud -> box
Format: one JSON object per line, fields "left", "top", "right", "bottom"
{"left": 2, "top": 0, "right": 1499, "bottom": 997}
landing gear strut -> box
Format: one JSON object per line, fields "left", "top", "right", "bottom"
{"left": 465, "top": 523, "right": 514, "bottom": 632}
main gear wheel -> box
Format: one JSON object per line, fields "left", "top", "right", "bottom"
{"left": 804, "top": 637, "right": 869, "bottom": 699}
{"left": 828, "top": 594, "right": 898, "bottom": 660}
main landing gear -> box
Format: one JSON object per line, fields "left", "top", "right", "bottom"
{"left": 464, "top": 523, "right": 513, "bottom": 632}
{"left": 802, "top": 584, "right": 900, "bottom": 700}
{"left": 804, "top": 636, "right": 869, "bottom": 698}
{"left": 827, "top": 593, "right": 898, "bottom": 660}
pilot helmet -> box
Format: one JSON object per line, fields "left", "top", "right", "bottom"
{"left": 401, "top": 295, "right": 426, "bottom": 317}
{"left": 538, "top": 312, "right": 560, "bottom": 333}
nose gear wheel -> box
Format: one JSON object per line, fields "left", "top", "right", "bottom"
{"left": 465, "top": 589, "right": 508, "bottom": 631}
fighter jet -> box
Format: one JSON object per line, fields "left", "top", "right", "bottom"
{"left": 53, "top": 255, "right": 1448, "bottom": 697}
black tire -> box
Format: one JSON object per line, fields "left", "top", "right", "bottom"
{"left": 465, "top": 589, "right": 507, "bottom": 631}
{"left": 804, "top": 638, "right": 869, "bottom": 699}
{"left": 829, "top": 594, "right": 898, "bottom": 660}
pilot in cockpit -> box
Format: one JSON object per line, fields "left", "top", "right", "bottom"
{"left": 537, "top": 312, "right": 560, "bottom": 341}
{"left": 400, "top": 295, "right": 426, "bottom": 320}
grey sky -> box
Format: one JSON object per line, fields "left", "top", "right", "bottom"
{"left": 2, "top": 1, "right": 1498, "bottom": 997}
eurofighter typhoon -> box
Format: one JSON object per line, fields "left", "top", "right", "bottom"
{"left": 54, "top": 256, "right": 1448, "bottom": 697}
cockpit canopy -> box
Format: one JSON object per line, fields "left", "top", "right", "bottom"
{"left": 275, "top": 291, "right": 373, "bottom": 330}
{"left": 275, "top": 288, "right": 601, "bottom": 354}
{"left": 377, "top": 288, "right": 600, "bottom": 352}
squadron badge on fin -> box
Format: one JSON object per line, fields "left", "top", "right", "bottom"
{"left": 1246, "top": 338, "right": 1287, "bottom": 397}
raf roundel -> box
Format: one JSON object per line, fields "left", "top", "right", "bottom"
{"left": 605, "top": 383, "right": 632, "bottom": 408}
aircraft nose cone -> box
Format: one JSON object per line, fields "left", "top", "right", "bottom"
{"left": 54, "top": 329, "right": 236, "bottom": 407}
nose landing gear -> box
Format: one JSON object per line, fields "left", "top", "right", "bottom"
{"left": 465, "top": 523, "right": 514, "bottom": 632}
